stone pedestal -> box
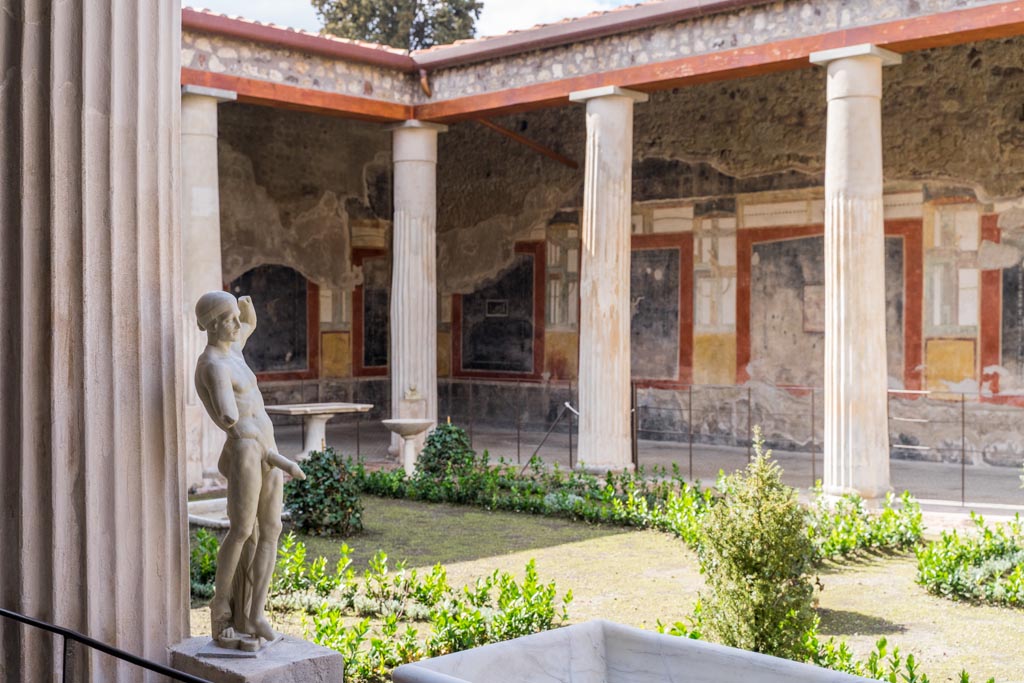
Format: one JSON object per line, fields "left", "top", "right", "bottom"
{"left": 390, "top": 121, "right": 446, "bottom": 450}
{"left": 569, "top": 86, "right": 648, "bottom": 470}
{"left": 170, "top": 636, "right": 344, "bottom": 683}
{"left": 0, "top": 1, "right": 188, "bottom": 680}
{"left": 810, "top": 45, "right": 901, "bottom": 498}
{"left": 181, "top": 85, "right": 235, "bottom": 490}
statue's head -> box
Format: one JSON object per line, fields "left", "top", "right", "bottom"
{"left": 196, "top": 291, "right": 241, "bottom": 343}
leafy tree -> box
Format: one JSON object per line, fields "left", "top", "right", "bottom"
{"left": 312, "top": 0, "right": 484, "bottom": 51}
{"left": 696, "top": 428, "right": 816, "bottom": 660}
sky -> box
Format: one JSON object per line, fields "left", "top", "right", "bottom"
{"left": 188, "top": 0, "right": 633, "bottom": 40}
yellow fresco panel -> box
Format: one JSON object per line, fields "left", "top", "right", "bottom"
{"left": 322, "top": 331, "right": 351, "bottom": 378}
{"left": 693, "top": 333, "right": 736, "bottom": 386}
{"left": 545, "top": 331, "right": 578, "bottom": 380}
{"left": 437, "top": 331, "right": 451, "bottom": 377}
{"left": 925, "top": 338, "right": 975, "bottom": 392}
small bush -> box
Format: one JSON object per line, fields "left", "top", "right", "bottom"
{"left": 189, "top": 528, "right": 220, "bottom": 601}
{"left": 696, "top": 428, "right": 816, "bottom": 660}
{"left": 266, "top": 533, "right": 572, "bottom": 683}
{"left": 284, "top": 447, "right": 364, "bottom": 536}
{"left": 415, "top": 422, "right": 479, "bottom": 479}
{"left": 807, "top": 489, "right": 923, "bottom": 561}
{"left": 916, "top": 513, "right": 1024, "bottom": 606}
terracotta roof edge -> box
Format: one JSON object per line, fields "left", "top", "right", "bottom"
{"left": 182, "top": 1, "right": 773, "bottom": 74}
{"left": 412, "top": 0, "right": 773, "bottom": 69}
{"left": 182, "top": 7, "right": 419, "bottom": 72}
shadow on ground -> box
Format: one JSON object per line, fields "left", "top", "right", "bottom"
{"left": 815, "top": 608, "right": 906, "bottom": 636}
{"left": 287, "top": 495, "right": 633, "bottom": 570}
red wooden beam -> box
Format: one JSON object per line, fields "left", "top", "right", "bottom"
{"left": 414, "top": 1, "right": 1024, "bottom": 122}
{"left": 476, "top": 119, "right": 579, "bottom": 169}
{"left": 180, "top": 68, "right": 412, "bottom": 122}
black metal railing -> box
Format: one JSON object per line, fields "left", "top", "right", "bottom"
{"left": 0, "top": 607, "right": 211, "bottom": 683}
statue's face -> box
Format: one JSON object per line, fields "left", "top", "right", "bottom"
{"left": 211, "top": 303, "right": 241, "bottom": 343}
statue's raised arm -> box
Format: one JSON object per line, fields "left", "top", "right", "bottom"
{"left": 236, "top": 294, "right": 257, "bottom": 351}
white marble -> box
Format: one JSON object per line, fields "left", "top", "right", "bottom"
{"left": 383, "top": 418, "right": 435, "bottom": 474}
{"left": 194, "top": 292, "right": 306, "bottom": 652}
{"left": 812, "top": 44, "right": 900, "bottom": 499}
{"left": 392, "top": 620, "right": 871, "bottom": 683}
{"left": 171, "top": 635, "right": 344, "bottom": 683}
{"left": 570, "top": 87, "right": 647, "bottom": 470}
{"left": 264, "top": 401, "right": 373, "bottom": 460}
{"left": 0, "top": 1, "right": 187, "bottom": 678}
{"left": 182, "top": 87, "right": 234, "bottom": 490}
{"left": 390, "top": 121, "right": 447, "bottom": 453}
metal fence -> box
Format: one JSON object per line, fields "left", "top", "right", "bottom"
{"left": 309, "top": 381, "right": 1024, "bottom": 506}
{"left": 0, "top": 607, "right": 210, "bottom": 683}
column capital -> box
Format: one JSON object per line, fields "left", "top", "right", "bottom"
{"left": 569, "top": 85, "right": 649, "bottom": 104}
{"left": 391, "top": 120, "right": 447, "bottom": 164}
{"left": 181, "top": 84, "right": 237, "bottom": 102}
{"left": 809, "top": 44, "right": 902, "bottom": 67}
{"left": 388, "top": 119, "right": 449, "bottom": 133}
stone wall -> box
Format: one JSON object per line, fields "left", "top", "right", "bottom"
{"left": 217, "top": 103, "right": 391, "bottom": 288}
{"left": 216, "top": 36, "right": 1024, "bottom": 465}
{"left": 182, "top": 29, "right": 417, "bottom": 104}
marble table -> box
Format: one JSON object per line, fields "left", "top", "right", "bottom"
{"left": 264, "top": 402, "right": 373, "bottom": 460}
{"left": 392, "top": 620, "right": 871, "bottom": 683}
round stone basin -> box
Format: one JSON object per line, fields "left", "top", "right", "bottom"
{"left": 381, "top": 418, "right": 434, "bottom": 438}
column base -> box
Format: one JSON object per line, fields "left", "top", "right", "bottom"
{"left": 170, "top": 636, "right": 344, "bottom": 683}
{"left": 820, "top": 487, "right": 893, "bottom": 509}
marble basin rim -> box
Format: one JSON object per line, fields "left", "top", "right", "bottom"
{"left": 392, "top": 620, "right": 872, "bottom": 683}
{"left": 381, "top": 418, "right": 435, "bottom": 438}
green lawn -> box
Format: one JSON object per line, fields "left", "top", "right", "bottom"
{"left": 191, "top": 495, "right": 1024, "bottom": 682}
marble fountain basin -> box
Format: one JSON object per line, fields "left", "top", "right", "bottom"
{"left": 391, "top": 620, "right": 871, "bottom": 683}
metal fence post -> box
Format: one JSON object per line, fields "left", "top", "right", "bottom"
{"left": 688, "top": 384, "right": 694, "bottom": 481}
{"left": 568, "top": 381, "right": 575, "bottom": 468}
{"left": 355, "top": 415, "right": 361, "bottom": 461}
{"left": 746, "top": 385, "right": 753, "bottom": 461}
{"left": 631, "top": 382, "right": 639, "bottom": 469}
{"left": 961, "top": 392, "right": 967, "bottom": 507}
{"left": 810, "top": 388, "right": 816, "bottom": 487}
{"left": 468, "top": 381, "right": 475, "bottom": 448}
{"left": 516, "top": 380, "right": 522, "bottom": 464}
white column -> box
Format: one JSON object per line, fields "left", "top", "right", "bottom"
{"left": 810, "top": 45, "right": 901, "bottom": 499}
{"left": 390, "top": 121, "right": 446, "bottom": 437}
{"left": 0, "top": 0, "right": 187, "bottom": 680}
{"left": 181, "top": 85, "right": 234, "bottom": 489}
{"left": 569, "top": 86, "right": 648, "bottom": 470}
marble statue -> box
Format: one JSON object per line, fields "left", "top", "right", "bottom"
{"left": 194, "top": 291, "right": 305, "bottom": 652}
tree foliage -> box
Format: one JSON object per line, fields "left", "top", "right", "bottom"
{"left": 696, "top": 428, "right": 817, "bottom": 660}
{"left": 312, "top": 0, "right": 483, "bottom": 51}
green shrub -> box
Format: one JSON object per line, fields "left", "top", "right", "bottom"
{"left": 696, "top": 428, "right": 816, "bottom": 660}
{"left": 268, "top": 534, "right": 572, "bottom": 683}
{"left": 807, "top": 489, "right": 923, "bottom": 561}
{"left": 284, "top": 447, "right": 364, "bottom": 536}
{"left": 916, "top": 513, "right": 1024, "bottom": 606}
{"left": 189, "top": 528, "right": 220, "bottom": 600}
{"left": 415, "top": 422, "right": 479, "bottom": 479}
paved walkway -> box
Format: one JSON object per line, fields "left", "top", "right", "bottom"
{"left": 273, "top": 419, "right": 1024, "bottom": 514}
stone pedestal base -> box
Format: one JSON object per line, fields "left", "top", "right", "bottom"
{"left": 170, "top": 636, "right": 344, "bottom": 683}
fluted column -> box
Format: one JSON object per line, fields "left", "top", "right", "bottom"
{"left": 569, "top": 86, "right": 648, "bottom": 470}
{"left": 390, "top": 121, "right": 446, "bottom": 436}
{"left": 181, "top": 85, "right": 233, "bottom": 489}
{"left": 0, "top": 1, "right": 187, "bottom": 680}
{"left": 810, "top": 45, "right": 901, "bottom": 498}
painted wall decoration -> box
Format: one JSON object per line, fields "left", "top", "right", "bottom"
{"left": 229, "top": 264, "right": 310, "bottom": 373}
{"left": 631, "top": 247, "right": 681, "bottom": 380}
{"left": 1000, "top": 232, "right": 1024, "bottom": 382}
{"left": 362, "top": 257, "right": 390, "bottom": 368}
{"left": 461, "top": 254, "right": 536, "bottom": 373}
{"left": 750, "top": 236, "right": 904, "bottom": 386}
